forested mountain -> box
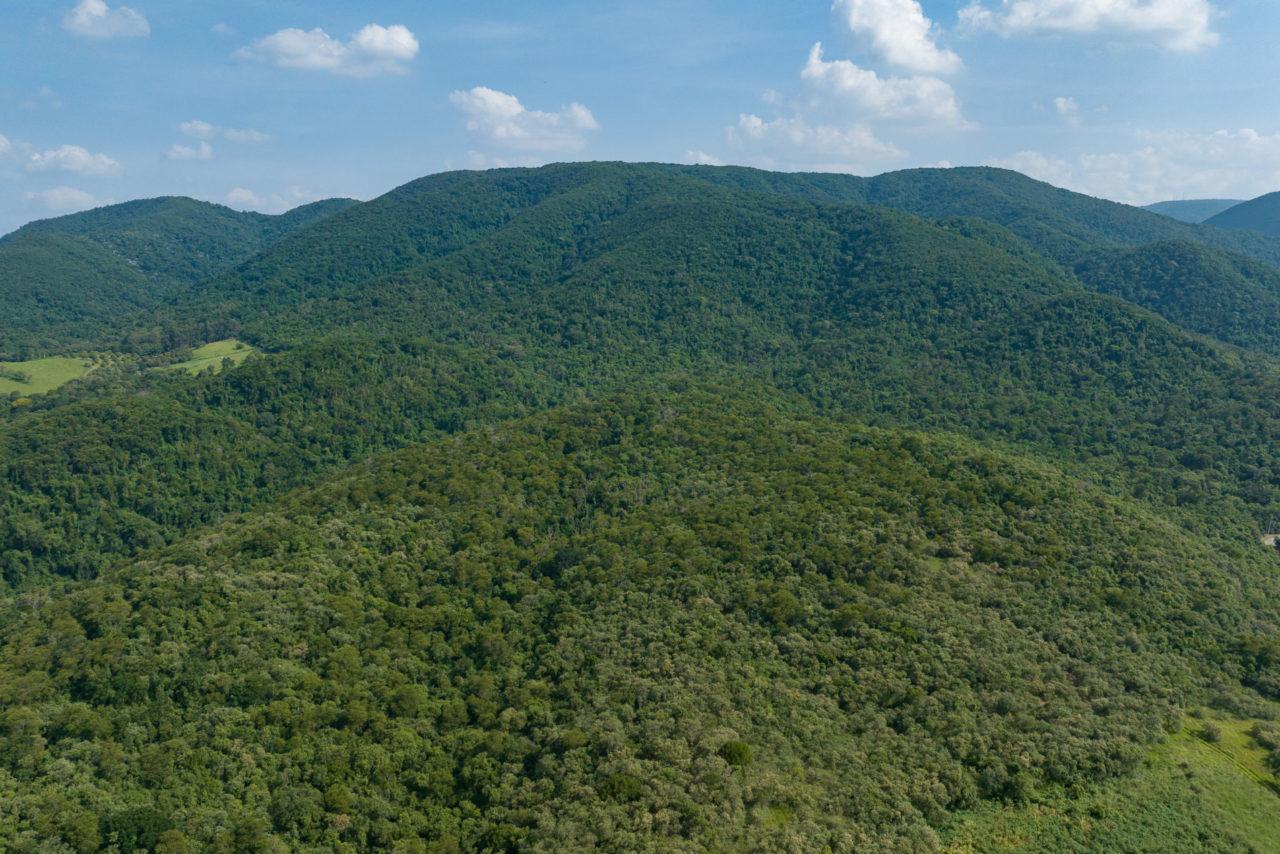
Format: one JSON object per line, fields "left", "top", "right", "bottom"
{"left": 1074, "top": 239, "right": 1280, "bottom": 354}
{"left": 1206, "top": 190, "right": 1280, "bottom": 236}
{"left": 4, "top": 162, "right": 1280, "bottom": 851}
{"left": 1144, "top": 199, "right": 1243, "bottom": 223}
{"left": 0, "top": 196, "right": 356, "bottom": 359}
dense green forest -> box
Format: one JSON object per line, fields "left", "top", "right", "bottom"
{"left": 3, "top": 162, "right": 1280, "bottom": 851}
{"left": 1206, "top": 191, "right": 1280, "bottom": 237}
{"left": 0, "top": 197, "right": 355, "bottom": 359}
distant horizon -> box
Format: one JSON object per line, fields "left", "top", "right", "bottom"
{"left": 8, "top": 158, "right": 1274, "bottom": 240}
{"left": 5, "top": 0, "right": 1279, "bottom": 235}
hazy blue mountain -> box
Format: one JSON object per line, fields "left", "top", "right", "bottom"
{"left": 1144, "top": 199, "right": 1244, "bottom": 223}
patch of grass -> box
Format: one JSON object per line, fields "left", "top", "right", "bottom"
{"left": 161, "top": 339, "right": 256, "bottom": 375}
{"left": 941, "top": 714, "right": 1280, "bottom": 853}
{"left": 0, "top": 355, "right": 98, "bottom": 395}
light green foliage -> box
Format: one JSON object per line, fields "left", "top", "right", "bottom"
{"left": 0, "top": 355, "right": 101, "bottom": 395}
{"left": 942, "top": 714, "right": 1280, "bottom": 853}
{"left": 158, "top": 339, "right": 257, "bottom": 375}
{"left": 0, "top": 395, "right": 1272, "bottom": 850}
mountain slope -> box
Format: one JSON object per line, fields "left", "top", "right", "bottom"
{"left": 0, "top": 232, "right": 156, "bottom": 359}
{"left": 6, "top": 167, "right": 1280, "bottom": 588}
{"left": 1074, "top": 240, "right": 1280, "bottom": 354}
{"left": 0, "top": 196, "right": 357, "bottom": 358}
{"left": 2, "top": 394, "right": 1277, "bottom": 851}
{"left": 1206, "top": 190, "right": 1280, "bottom": 236}
{"left": 1145, "top": 199, "right": 1243, "bottom": 223}
{"left": 692, "top": 164, "right": 1280, "bottom": 268}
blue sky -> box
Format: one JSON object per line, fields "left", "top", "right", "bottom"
{"left": 1, "top": 0, "right": 1277, "bottom": 233}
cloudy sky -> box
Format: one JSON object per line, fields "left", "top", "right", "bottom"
{"left": 1, "top": 0, "right": 1277, "bottom": 233}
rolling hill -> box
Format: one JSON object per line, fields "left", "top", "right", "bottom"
{"left": 4, "top": 162, "right": 1280, "bottom": 851}
{"left": 0, "top": 196, "right": 356, "bottom": 359}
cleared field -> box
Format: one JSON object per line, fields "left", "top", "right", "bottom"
{"left": 941, "top": 713, "right": 1280, "bottom": 853}
{"left": 162, "top": 339, "right": 256, "bottom": 375}
{"left": 0, "top": 355, "right": 98, "bottom": 396}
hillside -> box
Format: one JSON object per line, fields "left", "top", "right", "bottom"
{"left": 1074, "top": 239, "right": 1280, "bottom": 354}
{"left": 3, "top": 395, "right": 1279, "bottom": 851}
{"left": 0, "top": 196, "right": 357, "bottom": 358}
{"left": 4, "top": 162, "right": 1280, "bottom": 851}
{"left": 1206, "top": 190, "right": 1280, "bottom": 236}
{"left": 8, "top": 168, "right": 1280, "bottom": 588}
{"left": 1144, "top": 199, "right": 1243, "bottom": 223}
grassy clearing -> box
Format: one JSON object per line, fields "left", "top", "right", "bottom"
{"left": 161, "top": 339, "right": 256, "bottom": 375}
{"left": 941, "top": 713, "right": 1280, "bottom": 853}
{"left": 0, "top": 355, "right": 100, "bottom": 396}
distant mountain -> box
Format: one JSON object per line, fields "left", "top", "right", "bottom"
{"left": 0, "top": 196, "right": 357, "bottom": 358}
{"left": 694, "top": 165, "right": 1280, "bottom": 267}
{"left": 1206, "top": 190, "right": 1280, "bottom": 236}
{"left": 1144, "top": 199, "right": 1243, "bottom": 223}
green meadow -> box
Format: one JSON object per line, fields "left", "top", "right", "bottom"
{"left": 160, "top": 338, "right": 256, "bottom": 375}
{"left": 0, "top": 355, "right": 99, "bottom": 396}
{"left": 942, "top": 713, "right": 1280, "bottom": 853}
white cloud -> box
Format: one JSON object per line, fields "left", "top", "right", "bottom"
{"left": 0, "top": 135, "right": 10, "bottom": 157}
{"left": 987, "top": 128, "right": 1280, "bottom": 204}
{"left": 802, "top": 43, "right": 968, "bottom": 127}
{"left": 835, "top": 0, "right": 962, "bottom": 74}
{"left": 450, "top": 87, "right": 600, "bottom": 153}
{"left": 1054, "top": 95, "right": 1081, "bottom": 125}
{"left": 63, "top": 0, "right": 150, "bottom": 39}
{"left": 24, "top": 186, "right": 103, "bottom": 214}
{"left": 685, "top": 150, "right": 725, "bottom": 166}
{"left": 212, "top": 22, "right": 235, "bottom": 35}
{"left": 27, "top": 144, "right": 120, "bottom": 175}
{"left": 166, "top": 141, "right": 213, "bottom": 161}
{"left": 727, "top": 113, "right": 906, "bottom": 173}
{"left": 225, "top": 186, "right": 319, "bottom": 214}
{"left": 223, "top": 127, "right": 271, "bottom": 143}
{"left": 180, "top": 120, "right": 270, "bottom": 143}
{"left": 960, "top": 0, "right": 1219, "bottom": 52}
{"left": 180, "top": 119, "right": 215, "bottom": 140}
{"left": 236, "top": 24, "right": 419, "bottom": 77}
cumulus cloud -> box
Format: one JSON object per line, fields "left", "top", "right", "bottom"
{"left": 835, "top": 0, "right": 962, "bottom": 74}
{"left": 451, "top": 87, "right": 599, "bottom": 153}
{"left": 180, "top": 120, "right": 271, "bottom": 144}
{"left": 960, "top": 0, "right": 1219, "bottom": 52}
{"left": 63, "top": 0, "right": 150, "bottom": 39}
{"left": 987, "top": 128, "right": 1280, "bottom": 204}
{"left": 166, "top": 141, "right": 213, "bottom": 161}
{"left": 225, "top": 186, "right": 319, "bottom": 214}
{"left": 1054, "top": 95, "right": 1081, "bottom": 125}
{"left": 27, "top": 144, "right": 120, "bottom": 175}
{"left": 802, "top": 43, "right": 968, "bottom": 127}
{"left": 727, "top": 113, "right": 906, "bottom": 173}
{"left": 236, "top": 24, "right": 419, "bottom": 77}
{"left": 25, "top": 186, "right": 103, "bottom": 214}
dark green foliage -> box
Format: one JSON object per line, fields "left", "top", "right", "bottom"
{"left": 1076, "top": 240, "right": 1280, "bottom": 355}
{"left": 0, "top": 196, "right": 355, "bottom": 358}
{"left": 1206, "top": 191, "right": 1280, "bottom": 236}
